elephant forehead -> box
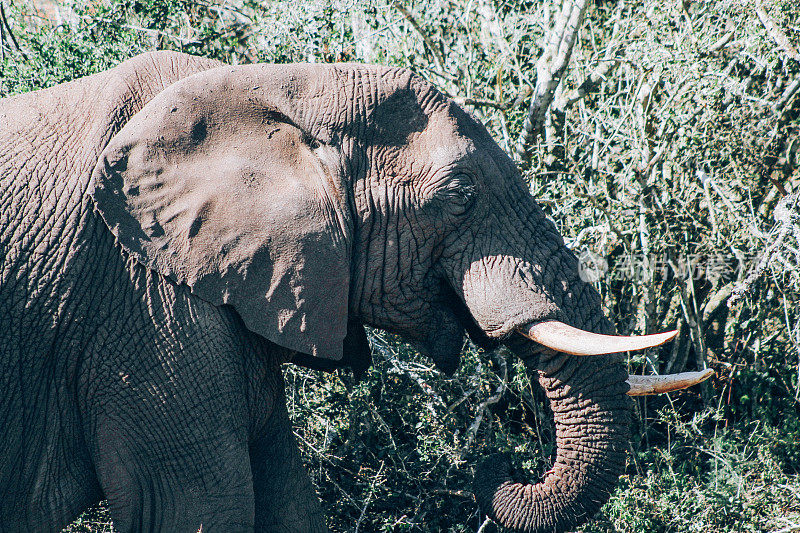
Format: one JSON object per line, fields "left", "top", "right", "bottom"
{"left": 422, "top": 126, "right": 473, "bottom": 165}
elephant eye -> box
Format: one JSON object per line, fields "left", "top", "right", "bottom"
{"left": 433, "top": 174, "right": 476, "bottom": 215}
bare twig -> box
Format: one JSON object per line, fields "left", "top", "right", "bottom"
{"left": 731, "top": 193, "right": 800, "bottom": 304}
{"left": 463, "top": 351, "right": 507, "bottom": 452}
{"left": 368, "top": 331, "right": 446, "bottom": 410}
{"left": 354, "top": 461, "right": 385, "bottom": 533}
{"left": 708, "top": 31, "right": 735, "bottom": 53}
{"left": 476, "top": 517, "right": 494, "bottom": 533}
{"left": 574, "top": 191, "right": 631, "bottom": 247}
{"left": 702, "top": 283, "right": 735, "bottom": 324}
{"left": 453, "top": 96, "right": 508, "bottom": 110}
{"left": 454, "top": 85, "right": 532, "bottom": 110}
{"left": 770, "top": 515, "right": 800, "bottom": 533}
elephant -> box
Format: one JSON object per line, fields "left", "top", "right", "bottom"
{"left": 0, "top": 50, "right": 711, "bottom": 532}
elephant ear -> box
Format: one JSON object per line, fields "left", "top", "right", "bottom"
{"left": 89, "top": 73, "right": 351, "bottom": 360}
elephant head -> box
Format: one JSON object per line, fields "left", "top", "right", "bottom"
{"left": 90, "top": 62, "right": 708, "bottom": 532}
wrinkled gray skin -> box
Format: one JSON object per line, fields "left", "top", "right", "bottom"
{"left": 0, "top": 51, "right": 629, "bottom": 533}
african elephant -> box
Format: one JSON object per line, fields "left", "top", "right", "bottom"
{"left": 0, "top": 51, "right": 709, "bottom": 532}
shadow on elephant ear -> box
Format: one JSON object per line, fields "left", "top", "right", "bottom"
{"left": 291, "top": 319, "right": 373, "bottom": 381}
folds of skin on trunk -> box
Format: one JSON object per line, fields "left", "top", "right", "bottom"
{"left": 473, "top": 341, "right": 630, "bottom": 533}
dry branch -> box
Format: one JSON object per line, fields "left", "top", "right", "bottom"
{"left": 454, "top": 86, "right": 532, "bottom": 111}
{"left": 514, "top": 0, "right": 589, "bottom": 163}
{"left": 708, "top": 31, "right": 735, "bottom": 53}
{"left": 775, "top": 74, "right": 800, "bottom": 112}
{"left": 756, "top": 0, "right": 799, "bottom": 61}
{"left": 731, "top": 193, "right": 800, "bottom": 305}
{"left": 553, "top": 58, "right": 620, "bottom": 112}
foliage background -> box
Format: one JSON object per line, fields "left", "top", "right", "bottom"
{"left": 2, "top": 0, "right": 799, "bottom": 531}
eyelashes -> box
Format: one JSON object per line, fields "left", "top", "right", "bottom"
{"left": 430, "top": 174, "right": 476, "bottom": 215}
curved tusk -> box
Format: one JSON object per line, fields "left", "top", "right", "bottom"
{"left": 518, "top": 321, "right": 678, "bottom": 356}
{"left": 627, "top": 369, "right": 714, "bottom": 396}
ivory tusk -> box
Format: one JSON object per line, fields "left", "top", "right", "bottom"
{"left": 626, "top": 368, "right": 715, "bottom": 396}
{"left": 518, "top": 321, "right": 678, "bottom": 356}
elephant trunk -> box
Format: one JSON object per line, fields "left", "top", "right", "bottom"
{"left": 444, "top": 198, "right": 633, "bottom": 531}
{"left": 473, "top": 342, "right": 630, "bottom": 533}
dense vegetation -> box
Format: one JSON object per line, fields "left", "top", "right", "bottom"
{"left": 2, "top": 0, "right": 799, "bottom": 531}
